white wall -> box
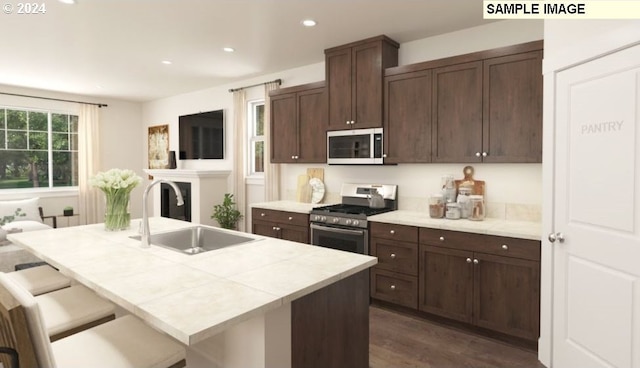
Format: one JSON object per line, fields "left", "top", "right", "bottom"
{"left": 142, "top": 20, "right": 544, "bottom": 221}
{"left": 0, "top": 84, "right": 144, "bottom": 220}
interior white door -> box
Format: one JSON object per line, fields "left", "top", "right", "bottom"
{"left": 553, "top": 44, "right": 640, "bottom": 367}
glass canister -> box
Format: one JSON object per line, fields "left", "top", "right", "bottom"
{"left": 468, "top": 195, "right": 485, "bottom": 221}
{"left": 441, "top": 174, "right": 456, "bottom": 203}
{"left": 445, "top": 202, "right": 461, "bottom": 220}
{"left": 456, "top": 187, "right": 472, "bottom": 219}
{"left": 429, "top": 193, "right": 445, "bottom": 218}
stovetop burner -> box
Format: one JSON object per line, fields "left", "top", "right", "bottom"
{"left": 312, "top": 204, "right": 393, "bottom": 217}
{"left": 309, "top": 183, "right": 398, "bottom": 229}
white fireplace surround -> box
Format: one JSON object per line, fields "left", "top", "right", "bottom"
{"left": 144, "top": 169, "right": 231, "bottom": 227}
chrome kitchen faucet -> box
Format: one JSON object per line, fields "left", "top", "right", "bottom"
{"left": 140, "top": 179, "right": 184, "bottom": 248}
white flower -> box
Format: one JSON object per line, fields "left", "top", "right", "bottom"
{"left": 90, "top": 168, "right": 142, "bottom": 193}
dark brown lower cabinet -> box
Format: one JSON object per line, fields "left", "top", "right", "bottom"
{"left": 417, "top": 229, "right": 541, "bottom": 343}
{"left": 292, "top": 270, "right": 369, "bottom": 368}
{"left": 418, "top": 245, "right": 473, "bottom": 323}
{"left": 371, "top": 223, "right": 541, "bottom": 345}
{"left": 473, "top": 252, "right": 540, "bottom": 341}
{"left": 251, "top": 208, "right": 309, "bottom": 244}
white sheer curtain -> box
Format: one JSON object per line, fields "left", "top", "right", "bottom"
{"left": 77, "top": 104, "right": 101, "bottom": 224}
{"left": 263, "top": 82, "right": 280, "bottom": 201}
{"left": 233, "top": 90, "right": 247, "bottom": 232}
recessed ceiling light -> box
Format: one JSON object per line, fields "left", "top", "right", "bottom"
{"left": 223, "top": 47, "right": 235, "bottom": 53}
{"left": 161, "top": 60, "right": 172, "bottom": 65}
{"left": 59, "top": 0, "right": 76, "bottom": 4}
{"left": 301, "top": 19, "right": 317, "bottom": 27}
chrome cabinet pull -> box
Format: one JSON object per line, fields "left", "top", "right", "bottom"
{"left": 390, "top": 285, "right": 396, "bottom": 291}
{"left": 288, "top": 217, "right": 293, "bottom": 221}
{"left": 390, "top": 230, "right": 395, "bottom": 235}
{"left": 473, "top": 259, "right": 479, "bottom": 265}
{"left": 466, "top": 258, "right": 472, "bottom": 263}
{"left": 390, "top": 253, "right": 396, "bottom": 259}
{"left": 501, "top": 244, "right": 508, "bottom": 250}
{"left": 439, "top": 236, "right": 445, "bottom": 241}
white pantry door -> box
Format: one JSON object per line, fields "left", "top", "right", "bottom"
{"left": 553, "top": 44, "right": 640, "bottom": 367}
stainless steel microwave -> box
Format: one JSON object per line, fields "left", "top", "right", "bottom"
{"left": 327, "top": 128, "right": 383, "bottom": 164}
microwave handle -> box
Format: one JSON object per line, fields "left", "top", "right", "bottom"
{"left": 373, "top": 132, "right": 383, "bottom": 158}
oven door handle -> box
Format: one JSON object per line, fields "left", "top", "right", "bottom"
{"left": 310, "top": 223, "right": 366, "bottom": 236}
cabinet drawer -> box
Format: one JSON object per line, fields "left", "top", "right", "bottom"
{"left": 419, "top": 228, "right": 473, "bottom": 249}
{"left": 474, "top": 235, "right": 540, "bottom": 261}
{"left": 370, "top": 222, "right": 418, "bottom": 242}
{"left": 371, "top": 237, "right": 418, "bottom": 276}
{"left": 420, "top": 228, "right": 540, "bottom": 261}
{"left": 370, "top": 269, "right": 417, "bottom": 309}
{"left": 252, "top": 208, "right": 309, "bottom": 227}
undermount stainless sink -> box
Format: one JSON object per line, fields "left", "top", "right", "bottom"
{"left": 130, "top": 226, "right": 260, "bottom": 255}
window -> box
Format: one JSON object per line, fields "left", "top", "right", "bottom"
{"left": 0, "top": 107, "right": 79, "bottom": 189}
{"left": 248, "top": 100, "right": 265, "bottom": 176}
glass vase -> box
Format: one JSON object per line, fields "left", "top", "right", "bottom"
{"left": 104, "top": 189, "right": 131, "bottom": 231}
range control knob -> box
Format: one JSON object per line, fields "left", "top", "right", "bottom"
{"left": 320, "top": 216, "right": 327, "bottom": 222}
{"left": 345, "top": 219, "right": 352, "bottom": 225}
{"left": 352, "top": 220, "right": 360, "bottom": 227}
{"left": 332, "top": 218, "right": 340, "bottom": 224}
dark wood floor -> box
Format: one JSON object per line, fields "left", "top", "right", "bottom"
{"left": 369, "top": 306, "right": 546, "bottom": 368}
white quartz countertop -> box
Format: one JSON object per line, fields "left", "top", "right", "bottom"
{"left": 7, "top": 217, "right": 376, "bottom": 345}
{"left": 369, "top": 210, "right": 541, "bottom": 241}
{"left": 251, "top": 200, "right": 333, "bottom": 214}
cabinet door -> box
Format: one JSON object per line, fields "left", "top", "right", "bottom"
{"left": 326, "top": 47, "right": 353, "bottom": 130}
{"left": 483, "top": 51, "right": 543, "bottom": 163}
{"left": 351, "top": 42, "right": 384, "bottom": 129}
{"left": 252, "top": 220, "right": 279, "bottom": 238}
{"left": 418, "top": 245, "right": 473, "bottom": 323}
{"left": 384, "top": 70, "right": 432, "bottom": 163}
{"left": 279, "top": 223, "right": 309, "bottom": 244}
{"left": 297, "top": 87, "right": 328, "bottom": 163}
{"left": 473, "top": 253, "right": 540, "bottom": 341}
{"left": 270, "top": 92, "right": 298, "bottom": 163}
{"left": 431, "top": 61, "right": 483, "bottom": 163}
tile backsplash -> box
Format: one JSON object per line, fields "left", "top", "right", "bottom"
{"left": 284, "top": 190, "right": 541, "bottom": 223}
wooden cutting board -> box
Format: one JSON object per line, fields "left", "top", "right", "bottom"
{"left": 455, "top": 166, "right": 485, "bottom": 197}
{"left": 296, "top": 174, "right": 311, "bottom": 203}
{"left": 307, "top": 168, "right": 324, "bottom": 182}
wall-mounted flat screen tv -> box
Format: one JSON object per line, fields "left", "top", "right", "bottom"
{"left": 178, "top": 109, "right": 224, "bottom": 159}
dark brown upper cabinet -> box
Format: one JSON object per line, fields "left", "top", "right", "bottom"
{"left": 325, "top": 35, "right": 399, "bottom": 130}
{"left": 383, "top": 40, "right": 543, "bottom": 164}
{"left": 482, "top": 50, "right": 543, "bottom": 163}
{"left": 384, "top": 69, "right": 433, "bottom": 163}
{"left": 269, "top": 82, "right": 327, "bottom": 163}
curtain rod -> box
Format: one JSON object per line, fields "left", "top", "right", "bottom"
{"left": 228, "top": 78, "right": 282, "bottom": 93}
{"left": 0, "top": 92, "right": 108, "bottom": 108}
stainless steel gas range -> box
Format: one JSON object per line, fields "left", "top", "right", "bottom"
{"left": 310, "top": 183, "right": 398, "bottom": 254}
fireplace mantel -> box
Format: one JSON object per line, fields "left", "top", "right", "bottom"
{"left": 143, "top": 169, "right": 231, "bottom": 226}
{"left": 145, "top": 169, "right": 231, "bottom": 179}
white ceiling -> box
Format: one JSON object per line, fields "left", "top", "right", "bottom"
{"left": 0, "top": 0, "right": 496, "bottom": 102}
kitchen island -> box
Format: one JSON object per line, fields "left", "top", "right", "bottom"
{"left": 8, "top": 217, "right": 376, "bottom": 368}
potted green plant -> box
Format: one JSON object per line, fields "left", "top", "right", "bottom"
{"left": 63, "top": 206, "right": 74, "bottom": 216}
{"left": 211, "top": 193, "right": 243, "bottom": 230}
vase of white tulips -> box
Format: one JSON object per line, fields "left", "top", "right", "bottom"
{"left": 90, "top": 168, "right": 142, "bottom": 231}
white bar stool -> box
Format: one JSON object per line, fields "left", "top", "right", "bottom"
{"left": 36, "top": 284, "right": 117, "bottom": 341}
{"left": 6, "top": 264, "right": 71, "bottom": 295}
{"left": 0, "top": 273, "right": 186, "bottom": 368}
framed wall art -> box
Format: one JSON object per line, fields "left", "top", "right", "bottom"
{"left": 148, "top": 124, "right": 169, "bottom": 169}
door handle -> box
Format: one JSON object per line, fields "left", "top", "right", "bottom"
{"left": 548, "top": 232, "right": 565, "bottom": 243}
